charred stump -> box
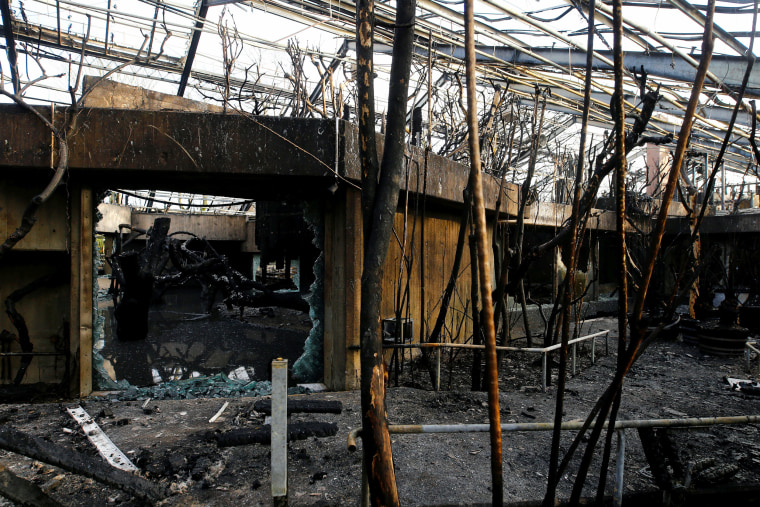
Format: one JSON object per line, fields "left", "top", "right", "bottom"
{"left": 114, "top": 218, "right": 170, "bottom": 341}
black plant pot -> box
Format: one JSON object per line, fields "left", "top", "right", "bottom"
{"left": 697, "top": 322, "right": 749, "bottom": 357}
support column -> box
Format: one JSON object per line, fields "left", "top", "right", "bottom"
{"left": 78, "top": 186, "right": 94, "bottom": 397}
{"left": 323, "top": 187, "right": 363, "bottom": 390}
{"left": 69, "top": 187, "right": 82, "bottom": 396}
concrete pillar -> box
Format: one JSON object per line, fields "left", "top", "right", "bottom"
{"left": 645, "top": 143, "right": 670, "bottom": 197}
{"left": 78, "top": 186, "right": 94, "bottom": 397}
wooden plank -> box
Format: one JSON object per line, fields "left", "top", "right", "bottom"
{"left": 0, "top": 262, "right": 69, "bottom": 384}
{"left": 78, "top": 187, "right": 93, "bottom": 397}
{"left": 322, "top": 188, "right": 363, "bottom": 391}
{"left": 380, "top": 208, "right": 477, "bottom": 349}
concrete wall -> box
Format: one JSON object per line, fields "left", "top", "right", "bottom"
{"left": 241, "top": 221, "right": 259, "bottom": 253}
{"left": 323, "top": 188, "right": 492, "bottom": 390}
{"left": 0, "top": 179, "right": 74, "bottom": 386}
{"left": 0, "top": 179, "right": 69, "bottom": 251}
{"left": 131, "top": 212, "right": 248, "bottom": 241}
{"left": 97, "top": 203, "right": 259, "bottom": 251}
{"left": 96, "top": 203, "right": 132, "bottom": 234}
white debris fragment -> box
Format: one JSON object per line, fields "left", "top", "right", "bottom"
{"left": 66, "top": 406, "right": 138, "bottom": 472}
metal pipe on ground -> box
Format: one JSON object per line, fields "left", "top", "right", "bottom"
{"left": 348, "top": 414, "right": 760, "bottom": 451}
{"left": 347, "top": 415, "right": 760, "bottom": 505}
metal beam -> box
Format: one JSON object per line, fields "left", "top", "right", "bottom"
{"left": 177, "top": 0, "right": 209, "bottom": 97}
{"left": 428, "top": 46, "right": 760, "bottom": 97}
{"left": 3, "top": 19, "right": 297, "bottom": 107}
{"left": 664, "top": 0, "right": 751, "bottom": 57}
{"left": 0, "top": 0, "right": 19, "bottom": 93}
{"left": 207, "top": 0, "right": 244, "bottom": 5}
{"left": 104, "top": 0, "right": 111, "bottom": 55}
{"left": 538, "top": 102, "right": 754, "bottom": 169}
{"left": 146, "top": 0, "right": 161, "bottom": 60}
{"left": 508, "top": 83, "right": 758, "bottom": 126}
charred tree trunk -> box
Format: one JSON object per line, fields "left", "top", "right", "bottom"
{"left": 114, "top": 218, "right": 171, "bottom": 341}
{"left": 0, "top": 465, "right": 63, "bottom": 507}
{"left": 545, "top": 2, "right": 596, "bottom": 504}
{"left": 545, "top": 4, "right": 716, "bottom": 501}
{"left": 0, "top": 427, "right": 166, "bottom": 503}
{"left": 356, "top": 0, "right": 416, "bottom": 503}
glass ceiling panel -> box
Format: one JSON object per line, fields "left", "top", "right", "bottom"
{"left": 1, "top": 0, "right": 758, "bottom": 188}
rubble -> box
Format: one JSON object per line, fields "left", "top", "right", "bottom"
{"left": 113, "top": 373, "right": 310, "bottom": 402}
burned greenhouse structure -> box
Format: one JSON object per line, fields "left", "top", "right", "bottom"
{"left": 2, "top": 0, "right": 760, "bottom": 505}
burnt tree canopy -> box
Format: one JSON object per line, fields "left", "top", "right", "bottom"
{"left": 110, "top": 216, "right": 309, "bottom": 342}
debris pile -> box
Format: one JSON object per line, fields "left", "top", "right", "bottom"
{"left": 114, "top": 373, "right": 310, "bottom": 401}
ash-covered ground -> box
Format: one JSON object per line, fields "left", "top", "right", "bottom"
{"left": 2, "top": 317, "right": 760, "bottom": 506}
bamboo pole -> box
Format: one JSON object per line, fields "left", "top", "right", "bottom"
{"left": 463, "top": 0, "right": 502, "bottom": 503}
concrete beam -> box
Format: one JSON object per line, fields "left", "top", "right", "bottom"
{"left": 524, "top": 198, "right": 690, "bottom": 232}
{"left": 0, "top": 104, "right": 338, "bottom": 199}
{"left": 0, "top": 104, "right": 518, "bottom": 214}
{"left": 83, "top": 77, "right": 223, "bottom": 113}
{"left": 669, "top": 211, "right": 760, "bottom": 235}
{"left": 524, "top": 202, "right": 616, "bottom": 231}
{"left": 96, "top": 203, "right": 132, "bottom": 234}
{"left": 130, "top": 212, "right": 248, "bottom": 241}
